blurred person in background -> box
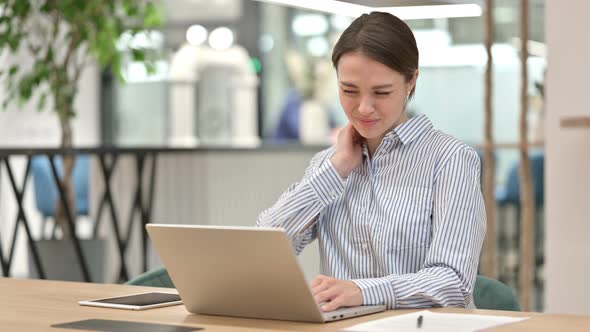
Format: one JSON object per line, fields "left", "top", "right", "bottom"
{"left": 273, "top": 50, "right": 346, "bottom": 144}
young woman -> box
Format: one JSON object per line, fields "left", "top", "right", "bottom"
{"left": 257, "top": 12, "right": 486, "bottom": 311}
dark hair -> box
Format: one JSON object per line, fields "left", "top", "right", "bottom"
{"left": 332, "top": 12, "right": 419, "bottom": 97}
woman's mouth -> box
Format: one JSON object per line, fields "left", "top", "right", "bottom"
{"left": 358, "top": 118, "right": 379, "bottom": 128}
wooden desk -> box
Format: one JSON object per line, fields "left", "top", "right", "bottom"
{"left": 3, "top": 278, "right": 590, "bottom": 331}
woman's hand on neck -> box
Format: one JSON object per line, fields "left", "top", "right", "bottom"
{"left": 330, "top": 124, "right": 364, "bottom": 178}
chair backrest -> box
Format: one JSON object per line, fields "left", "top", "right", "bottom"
{"left": 30, "top": 155, "right": 90, "bottom": 217}
{"left": 498, "top": 152, "right": 544, "bottom": 206}
{"left": 130, "top": 270, "right": 521, "bottom": 312}
{"left": 126, "top": 267, "right": 175, "bottom": 288}
{"left": 474, "top": 275, "right": 521, "bottom": 311}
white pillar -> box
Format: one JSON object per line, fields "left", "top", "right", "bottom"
{"left": 545, "top": 0, "right": 590, "bottom": 315}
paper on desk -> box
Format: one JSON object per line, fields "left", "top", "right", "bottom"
{"left": 343, "top": 310, "right": 529, "bottom": 332}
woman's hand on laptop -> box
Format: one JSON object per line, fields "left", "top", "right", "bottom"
{"left": 310, "top": 275, "right": 363, "bottom": 312}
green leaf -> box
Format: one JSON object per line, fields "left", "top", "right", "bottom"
{"left": 13, "top": 1, "right": 32, "bottom": 17}
{"left": 40, "top": 2, "right": 52, "bottom": 13}
{"left": 8, "top": 36, "right": 20, "bottom": 51}
{"left": 124, "top": 0, "right": 139, "bottom": 16}
{"left": 143, "top": 3, "right": 165, "bottom": 28}
{"left": 61, "top": 2, "right": 77, "bottom": 21}
{"left": 111, "top": 56, "right": 125, "bottom": 83}
{"left": 73, "top": 0, "right": 87, "bottom": 11}
{"left": 33, "top": 62, "right": 50, "bottom": 85}
{"left": 38, "top": 92, "right": 47, "bottom": 111}
{"left": 45, "top": 48, "right": 54, "bottom": 62}
{"left": 9, "top": 65, "right": 18, "bottom": 76}
{"left": 79, "top": 28, "right": 89, "bottom": 42}
{"left": 18, "top": 75, "right": 36, "bottom": 102}
{"left": 0, "top": 34, "right": 7, "bottom": 49}
{"left": 131, "top": 48, "right": 145, "bottom": 61}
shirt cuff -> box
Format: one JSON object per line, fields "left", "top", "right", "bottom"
{"left": 352, "top": 277, "right": 396, "bottom": 309}
{"left": 308, "top": 158, "right": 346, "bottom": 206}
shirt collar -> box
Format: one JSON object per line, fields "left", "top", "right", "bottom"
{"left": 362, "top": 142, "right": 370, "bottom": 159}
{"left": 384, "top": 114, "right": 433, "bottom": 145}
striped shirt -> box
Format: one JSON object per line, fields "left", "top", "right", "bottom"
{"left": 257, "top": 114, "right": 486, "bottom": 309}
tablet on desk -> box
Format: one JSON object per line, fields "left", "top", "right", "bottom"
{"left": 78, "top": 292, "right": 182, "bottom": 310}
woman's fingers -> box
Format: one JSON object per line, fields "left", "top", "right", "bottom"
{"left": 311, "top": 281, "right": 330, "bottom": 296}
{"left": 314, "top": 287, "right": 338, "bottom": 304}
{"left": 311, "top": 275, "right": 333, "bottom": 299}
{"left": 321, "top": 297, "right": 345, "bottom": 312}
{"left": 310, "top": 274, "right": 328, "bottom": 288}
{"left": 310, "top": 276, "right": 364, "bottom": 311}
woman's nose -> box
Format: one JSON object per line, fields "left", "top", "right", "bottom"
{"left": 358, "top": 96, "right": 375, "bottom": 115}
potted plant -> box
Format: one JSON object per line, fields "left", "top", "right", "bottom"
{"left": 0, "top": 0, "right": 164, "bottom": 281}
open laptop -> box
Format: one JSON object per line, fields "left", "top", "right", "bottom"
{"left": 146, "top": 224, "right": 386, "bottom": 323}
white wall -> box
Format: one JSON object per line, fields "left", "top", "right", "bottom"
{"left": 545, "top": 0, "right": 590, "bottom": 315}
{"left": 0, "top": 63, "right": 100, "bottom": 146}
{"left": 161, "top": 0, "right": 242, "bottom": 23}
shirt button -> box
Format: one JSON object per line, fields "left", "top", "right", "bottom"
{"left": 329, "top": 190, "right": 337, "bottom": 198}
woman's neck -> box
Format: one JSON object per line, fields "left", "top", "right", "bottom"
{"left": 366, "top": 137, "right": 382, "bottom": 158}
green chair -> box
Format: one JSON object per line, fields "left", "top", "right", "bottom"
{"left": 126, "top": 267, "right": 175, "bottom": 288}
{"left": 474, "top": 275, "right": 521, "bottom": 311}
{"left": 126, "top": 269, "right": 520, "bottom": 311}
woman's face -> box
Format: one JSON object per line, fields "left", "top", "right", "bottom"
{"left": 336, "top": 52, "right": 417, "bottom": 147}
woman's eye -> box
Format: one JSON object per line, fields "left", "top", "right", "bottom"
{"left": 343, "top": 90, "right": 358, "bottom": 94}
{"left": 375, "top": 91, "right": 391, "bottom": 95}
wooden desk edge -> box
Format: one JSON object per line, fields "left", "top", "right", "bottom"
{"left": 2, "top": 278, "right": 590, "bottom": 332}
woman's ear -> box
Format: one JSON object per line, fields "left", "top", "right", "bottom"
{"left": 408, "top": 69, "right": 419, "bottom": 94}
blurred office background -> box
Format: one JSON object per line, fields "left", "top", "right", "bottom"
{"left": 1, "top": 0, "right": 589, "bottom": 316}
